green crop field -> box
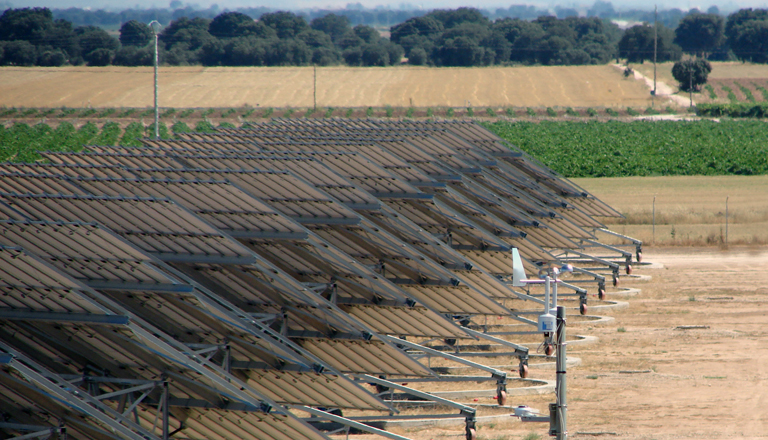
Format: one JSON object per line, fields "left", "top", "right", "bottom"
{"left": 3, "top": 119, "right": 768, "bottom": 180}
{"left": 484, "top": 120, "right": 768, "bottom": 178}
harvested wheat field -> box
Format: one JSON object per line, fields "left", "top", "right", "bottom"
{"left": 573, "top": 175, "right": 768, "bottom": 246}
{"left": 0, "top": 64, "right": 654, "bottom": 109}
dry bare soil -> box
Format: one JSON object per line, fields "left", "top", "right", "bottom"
{"left": 345, "top": 246, "right": 768, "bottom": 440}
{"left": 0, "top": 65, "right": 654, "bottom": 109}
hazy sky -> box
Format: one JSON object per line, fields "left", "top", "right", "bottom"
{"left": 7, "top": 0, "right": 768, "bottom": 13}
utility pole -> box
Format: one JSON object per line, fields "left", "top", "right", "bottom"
{"left": 689, "top": 60, "right": 693, "bottom": 108}
{"left": 653, "top": 5, "right": 657, "bottom": 105}
{"left": 149, "top": 20, "right": 161, "bottom": 140}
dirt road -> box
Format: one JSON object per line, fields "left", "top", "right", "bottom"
{"left": 376, "top": 246, "right": 768, "bottom": 440}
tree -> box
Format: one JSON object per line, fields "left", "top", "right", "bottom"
{"left": 119, "top": 20, "right": 152, "bottom": 47}
{"left": 730, "top": 20, "right": 768, "bottom": 63}
{"left": 619, "top": 23, "right": 681, "bottom": 63}
{"left": 310, "top": 14, "right": 351, "bottom": 43}
{"left": 493, "top": 18, "right": 544, "bottom": 64}
{"left": 361, "top": 44, "right": 389, "bottom": 66}
{"left": 260, "top": 11, "right": 308, "bottom": 39}
{"left": 725, "top": 8, "right": 768, "bottom": 63}
{"left": 427, "top": 8, "right": 488, "bottom": 29}
{"left": 407, "top": 47, "right": 427, "bottom": 65}
{"left": 75, "top": 25, "right": 118, "bottom": 65}
{"left": 208, "top": 12, "right": 269, "bottom": 39}
{"left": 671, "top": 58, "right": 712, "bottom": 92}
{"left": 674, "top": 13, "right": 725, "bottom": 56}
{"left": 0, "top": 7, "right": 54, "bottom": 42}
{"left": 390, "top": 16, "right": 443, "bottom": 45}
{"left": 0, "top": 40, "right": 37, "bottom": 65}
{"left": 159, "top": 17, "right": 214, "bottom": 64}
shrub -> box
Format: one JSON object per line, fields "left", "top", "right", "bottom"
{"left": 324, "top": 107, "right": 334, "bottom": 118}
{"left": 505, "top": 108, "right": 515, "bottom": 117}
{"left": 195, "top": 120, "right": 215, "bottom": 132}
{"left": 736, "top": 83, "right": 756, "bottom": 102}
{"left": 486, "top": 108, "right": 496, "bottom": 117}
{"left": 262, "top": 108, "right": 274, "bottom": 118}
{"left": 586, "top": 108, "right": 597, "bottom": 117}
{"left": 704, "top": 84, "right": 717, "bottom": 100}
{"left": 145, "top": 121, "right": 170, "bottom": 139}
{"left": 345, "top": 108, "right": 353, "bottom": 117}
{"left": 446, "top": 108, "right": 454, "bottom": 117}
{"left": 466, "top": 107, "right": 474, "bottom": 117}
{"left": 243, "top": 108, "right": 256, "bottom": 118}
{"left": 385, "top": 106, "right": 393, "bottom": 117}
{"left": 305, "top": 107, "right": 317, "bottom": 117}
{"left": 426, "top": 108, "right": 433, "bottom": 117}
{"left": 546, "top": 107, "right": 557, "bottom": 117}
{"left": 120, "top": 122, "right": 145, "bottom": 147}
{"left": 283, "top": 108, "right": 294, "bottom": 117}
{"left": 754, "top": 83, "right": 768, "bottom": 101}
{"left": 366, "top": 107, "right": 373, "bottom": 117}
{"left": 645, "top": 106, "right": 660, "bottom": 115}
{"left": 721, "top": 85, "right": 738, "bottom": 103}
{"left": 606, "top": 108, "right": 619, "bottom": 117}
{"left": 178, "top": 109, "right": 194, "bottom": 118}
{"left": 627, "top": 107, "right": 639, "bottom": 116}
{"left": 405, "top": 107, "right": 414, "bottom": 118}
{"left": 526, "top": 107, "right": 536, "bottom": 117}
{"left": 565, "top": 107, "right": 579, "bottom": 116}
{"left": 171, "top": 121, "right": 191, "bottom": 135}
{"left": 696, "top": 103, "right": 768, "bottom": 118}
{"left": 97, "top": 108, "right": 116, "bottom": 118}
{"left": 93, "top": 121, "right": 121, "bottom": 145}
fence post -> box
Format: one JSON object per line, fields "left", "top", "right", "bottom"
{"left": 652, "top": 195, "right": 656, "bottom": 244}
{"left": 725, "top": 196, "right": 729, "bottom": 246}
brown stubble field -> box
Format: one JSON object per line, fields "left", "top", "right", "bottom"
{"left": 0, "top": 65, "right": 655, "bottom": 109}
{"left": 572, "top": 175, "right": 768, "bottom": 246}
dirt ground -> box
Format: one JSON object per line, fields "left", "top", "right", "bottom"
{"left": 0, "top": 65, "right": 654, "bottom": 109}
{"left": 368, "top": 246, "right": 768, "bottom": 440}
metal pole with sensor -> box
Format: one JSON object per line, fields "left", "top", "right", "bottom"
{"left": 511, "top": 248, "right": 570, "bottom": 437}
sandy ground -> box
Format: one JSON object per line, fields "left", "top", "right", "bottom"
{"left": 0, "top": 65, "right": 654, "bottom": 109}
{"left": 351, "top": 246, "right": 768, "bottom": 440}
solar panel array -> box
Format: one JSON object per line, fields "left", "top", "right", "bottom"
{"left": 0, "top": 119, "right": 638, "bottom": 440}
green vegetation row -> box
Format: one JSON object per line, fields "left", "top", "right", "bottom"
{"left": 5, "top": 119, "right": 768, "bottom": 178}
{"left": 483, "top": 120, "right": 768, "bottom": 177}
{"left": 0, "top": 105, "right": 681, "bottom": 120}
{"left": 0, "top": 120, "right": 219, "bottom": 163}
{"left": 696, "top": 103, "right": 768, "bottom": 118}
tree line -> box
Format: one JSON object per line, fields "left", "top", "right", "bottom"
{"left": 1, "top": 6, "right": 767, "bottom": 68}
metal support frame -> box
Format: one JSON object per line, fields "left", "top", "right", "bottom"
{"left": 0, "top": 345, "right": 162, "bottom": 440}
{"left": 294, "top": 406, "right": 411, "bottom": 440}
{"left": 460, "top": 326, "right": 529, "bottom": 374}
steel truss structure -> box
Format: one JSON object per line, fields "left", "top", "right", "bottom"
{"left": 0, "top": 120, "right": 640, "bottom": 440}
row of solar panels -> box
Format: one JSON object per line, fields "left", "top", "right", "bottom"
{"left": 0, "top": 119, "right": 637, "bottom": 440}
